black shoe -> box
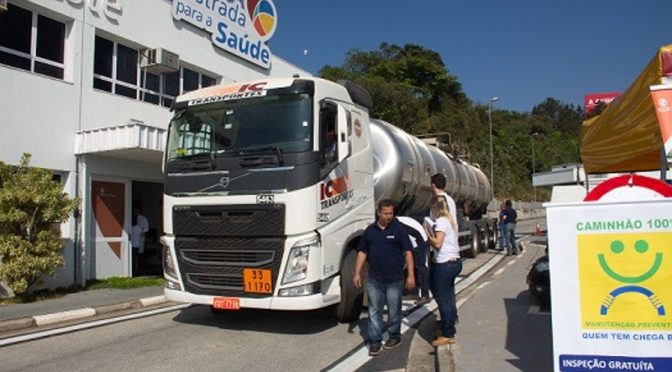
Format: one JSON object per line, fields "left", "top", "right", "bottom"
{"left": 415, "top": 296, "right": 431, "bottom": 306}
{"left": 383, "top": 339, "right": 402, "bottom": 350}
{"left": 369, "top": 344, "right": 381, "bottom": 356}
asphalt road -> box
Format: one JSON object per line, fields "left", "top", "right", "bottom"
{"left": 452, "top": 225, "right": 552, "bottom": 371}
{"left": 1, "top": 218, "right": 548, "bottom": 372}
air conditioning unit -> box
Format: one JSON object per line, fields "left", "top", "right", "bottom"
{"left": 140, "top": 48, "right": 179, "bottom": 74}
{"left": 0, "top": 0, "right": 8, "bottom": 12}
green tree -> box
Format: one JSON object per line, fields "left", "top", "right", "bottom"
{"left": 320, "top": 44, "right": 584, "bottom": 201}
{"left": 0, "top": 154, "right": 79, "bottom": 294}
{"left": 319, "top": 43, "right": 466, "bottom": 132}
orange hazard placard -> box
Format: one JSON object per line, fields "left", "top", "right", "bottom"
{"left": 243, "top": 268, "right": 273, "bottom": 294}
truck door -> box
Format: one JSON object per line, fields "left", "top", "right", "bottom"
{"left": 319, "top": 101, "right": 350, "bottom": 173}
{"left": 318, "top": 101, "right": 354, "bottom": 221}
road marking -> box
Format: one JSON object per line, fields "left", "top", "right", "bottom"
{"left": 507, "top": 260, "right": 515, "bottom": 266}
{"left": 0, "top": 304, "right": 189, "bottom": 347}
{"left": 494, "top": 267, "right": 506, "bottom": 276}
{"left": 476, "top": 282, "right": 490, "bottom": 290}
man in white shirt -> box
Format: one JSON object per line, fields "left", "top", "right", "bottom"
{"left": 131, "top": 207, "right": 149, "bottom": 276}
{"left": 430, "top": 173, "right": 457, "bottom": 222}
{"left": 397, "top": 216, "right": 431, "bottom": 305}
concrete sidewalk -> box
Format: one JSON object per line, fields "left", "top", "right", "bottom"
{"left": 0, "top": 285, "right": 167, "bottom": 333}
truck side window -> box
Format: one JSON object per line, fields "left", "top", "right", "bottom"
{"left": 320, "top": 103, "right": 338, "bottom": 166}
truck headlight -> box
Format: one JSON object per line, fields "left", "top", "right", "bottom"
{"left": 162, "top": 244, "right": 178, "bottom": 279}
{"left": 282, "top": 236, "right": 318, "bottom": 284}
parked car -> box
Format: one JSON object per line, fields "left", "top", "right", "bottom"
{"left": 527, "top": 247, "right": 550, "bottom": 309}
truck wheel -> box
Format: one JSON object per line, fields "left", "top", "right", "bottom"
{"left": 488, "top": 223, "right": 497, "bottom": 249}
{"left": 479, "top": 226, "right": 490, "bottom": 253}
{"left": 463, "top": 229, "right": 479, "bottom": 258}
{"left": 334, "top": 249, "right": 364, "bottom": 323}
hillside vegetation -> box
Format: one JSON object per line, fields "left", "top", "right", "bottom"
{"left": 319, "top": 43, "right": 584, "bottom": 201}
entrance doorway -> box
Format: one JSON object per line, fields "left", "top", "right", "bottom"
{"left": 91, "top": 180, "right": 127, "bottom": 278}
{"left": 131, "top": 181, "right": 164, "bottom": 276}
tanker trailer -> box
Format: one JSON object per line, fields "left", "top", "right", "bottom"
{"left": 370, "top": 119, "right": 496, "bottom": 257}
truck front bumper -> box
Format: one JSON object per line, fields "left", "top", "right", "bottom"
{"left": 164, "top": 276, "right": 341, "bottom": 311}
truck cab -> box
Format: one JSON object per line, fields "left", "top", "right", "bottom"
{"left": 161, "top": 77, "right": 374, "bottom": 321}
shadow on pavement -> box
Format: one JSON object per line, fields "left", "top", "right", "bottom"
{"left": 504, "top": 290, "right": 553, "bottom": 371}
{"left": 172, "top": 304, "right": 348, "bottom": 334}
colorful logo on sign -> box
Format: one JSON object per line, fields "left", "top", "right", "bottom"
{"left": 578, "top": 233, "right": 672, "bottom": 331}
{"left": 247, "top": 0, "right": 277, "bottom": 39}
{"left": 172, "top": 0, "right": 276, "bottom": 69}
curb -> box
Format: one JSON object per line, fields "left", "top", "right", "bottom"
{"left": 0, "top": 295, "right": 168, "bottom": 334}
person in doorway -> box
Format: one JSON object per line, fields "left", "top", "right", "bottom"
{"left": 498, "top": 202, "right": 507, "bottom": 252}
{"left": 430, "top": 173, "right": 457, "bottom": 223}
{"left": 396, "top": 216, "right": 431, "bottom": 306}
{"left": 131, "top": 207, "right": 149, "bottom": 276}
{"left": 503, "top": 200, "right": 518, "bottom": 256}
{"left": 424, "top": 196, "right": 462, "bottom": 347}
{"left": 324, "top": 127, "right": 337, "bottom": 162}
{"left": 353, "top": 200, "right": 415, "bottom": 357}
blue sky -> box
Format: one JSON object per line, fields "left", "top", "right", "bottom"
{"left": 269, "top": 1, "right": 671, "bottom": 113}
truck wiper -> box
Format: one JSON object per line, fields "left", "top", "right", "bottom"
{"left": 236, "top": 146, "right": 283, "bottom": 157}
{"left": 169, "top": 152, "right": 216, "bottom": 170}
{"left": 237, "top": 146, "right": 284, "bottom": 166}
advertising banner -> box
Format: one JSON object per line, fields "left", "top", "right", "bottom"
{"left": 650, "top": 85, "right": 672, "bottom": 157}
{"left": 584, "top": 92, "right": 620, "bottom": 115}
{"left": 547, "top": 182, "right": 672, "bottom": 371}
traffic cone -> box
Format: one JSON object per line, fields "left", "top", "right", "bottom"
{"left": 535, "top": 223, "right": 542, "bottom": 236}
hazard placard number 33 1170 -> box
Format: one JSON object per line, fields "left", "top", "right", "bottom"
{"left": 243, "top": 268, "right": 272, "bottom": 294}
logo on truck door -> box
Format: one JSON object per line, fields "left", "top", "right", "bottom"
{"left": 320, "top": 175, "right": 353, "bottom": 209}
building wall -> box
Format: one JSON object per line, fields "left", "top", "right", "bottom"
{"left": 0, "top": 0, "right": 310, "bottom": 290}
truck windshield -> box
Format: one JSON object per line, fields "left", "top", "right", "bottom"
{"left": 166, "top": 93, "right": 312, "bottom": 161}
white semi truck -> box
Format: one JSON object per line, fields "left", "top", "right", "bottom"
{"left": 161, "top": 77, "right": 495, "bottom": 322}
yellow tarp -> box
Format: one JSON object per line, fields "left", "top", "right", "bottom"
{"left": 581, "top": 45, "right": 672, "bottom": 174}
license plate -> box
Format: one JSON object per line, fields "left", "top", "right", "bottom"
{"left": 212, "top": 297, "right": 240, "bottom": 310}
{"left": 243, "top": 268, "right": 273, "bottom": 294}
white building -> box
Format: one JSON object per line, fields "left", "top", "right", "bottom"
{"left": 0, "top": 0, "right": 309, "bottom": 288}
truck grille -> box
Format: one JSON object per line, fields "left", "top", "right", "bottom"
{"left": 173, "top": 204, "right": 285, "bottom": 237}
{"left": 175, "top": 236, "right": 284, "bottom": 297}
{"left": 186, "top": 273, "right": 242, "bottom": 290}
{"left": 181, "top": 250, "right": 274, "bottom": 266}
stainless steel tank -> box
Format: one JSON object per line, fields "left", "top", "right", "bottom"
{"left": 370, "top": 119, "right": 492, "bottom": 217}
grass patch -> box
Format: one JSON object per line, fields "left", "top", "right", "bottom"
{"left": 86, "top": 276, "right": 165, "bottom": 290}
{"left": 0, "top": 277, "right": 164, "bottom": 305}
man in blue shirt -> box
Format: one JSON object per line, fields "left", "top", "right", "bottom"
{"left": 353, "top": 199, "right": 415, "bottom": 356}
{"left": 502, "top": 199, "right": 518, "bottom": 255}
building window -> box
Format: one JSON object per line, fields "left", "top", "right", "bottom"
{"left": 0, "top": 3, "right": 66, "bottom": 79}
{"left": 93, "top": 36, "right": 139, "bottom": 99}
{"left": 93, "top": 35, "right": 218, "bottom": 107}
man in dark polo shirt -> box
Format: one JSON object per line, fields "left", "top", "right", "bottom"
{"left": 353, "top": 199, "right": 415, "bottom": 356}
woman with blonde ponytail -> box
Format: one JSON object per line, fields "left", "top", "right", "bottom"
{"left": 424, "top": 196, "right": 462, "bottom": 347}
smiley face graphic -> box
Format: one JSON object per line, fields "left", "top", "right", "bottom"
{"left": 597, "top": 239, "right": 666, "bottom": 316}
{"left": 598, "top": 239, "right": 663, "bottom": 284}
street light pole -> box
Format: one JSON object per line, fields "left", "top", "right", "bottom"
{"left": 488, "top": 97, "right": 499, "bottom": 200}
{"left": 531, "top": 133, "right": 538, "bottom": 202}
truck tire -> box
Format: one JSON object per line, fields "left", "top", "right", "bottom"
{"left": 479, "top": 225, "right": 490, "bottom": 253}
{"left": 463, "top": 229, "right": 479, "bottom": 258}
{"left": 488, "top": 223, "right": 497, "bottom": 249}
{"left": 334, "top": 249, "right": 364, "bottom": 323}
